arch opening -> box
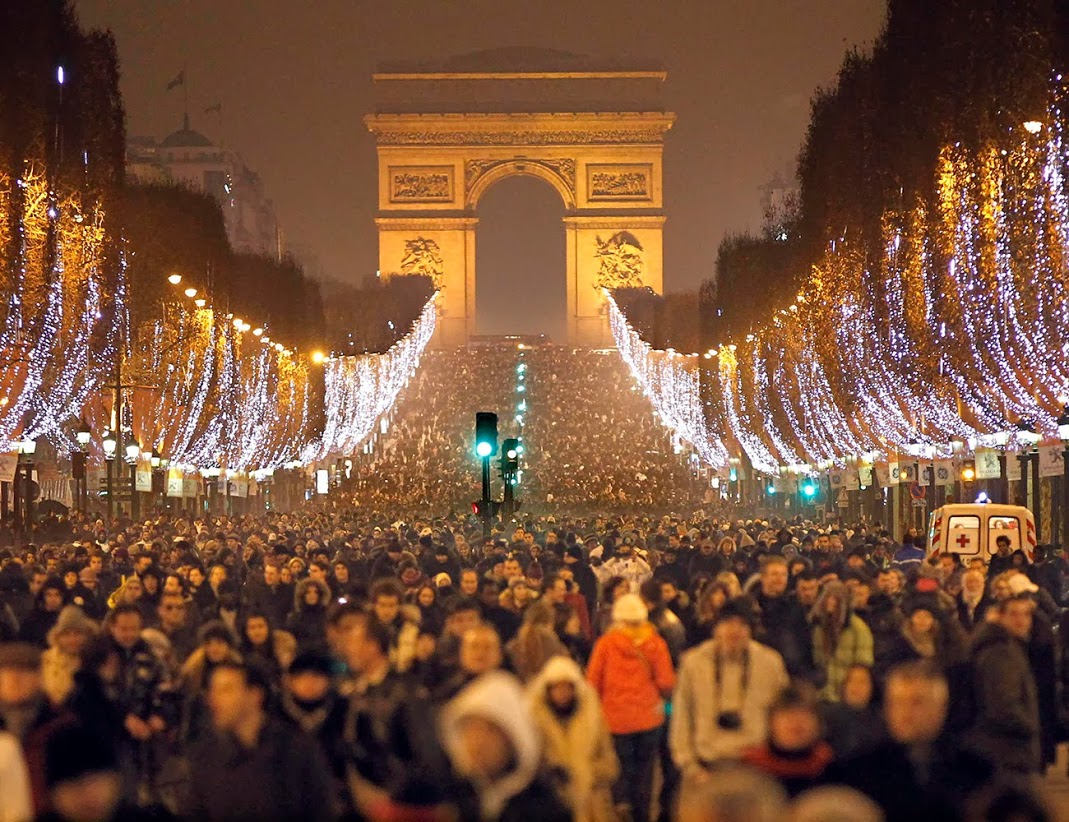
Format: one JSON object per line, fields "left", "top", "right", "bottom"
{"left": 475, "top": 174, "right": 567, "bottom": 341}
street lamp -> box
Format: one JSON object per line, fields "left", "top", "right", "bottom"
{"left": 124, "top": 439, "right": 140, "bottom": 521}
{"left": 102, "top": 428, "right": 116, "bottom": 520}
{"left": 167, "top": 273, "right": 182, "bottom": 285}
{"left": 1058, "top": 399, "right": 1069, "bottom": 548}
{"left": 16, "top": 435, "right": 36, "bottom": 545}
{"left": 994, "top": 428, "right": 1013, "bottom": 504}
{"left": 1016, "top": 420, "right": 1041, "bottom": 522}
{"left": 72, "top": 419, "right": 91, "bottom": 514}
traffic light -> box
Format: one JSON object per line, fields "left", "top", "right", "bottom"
{"left": 475, "top": 412, "right": 498, "bottom": 458}
{"left": 766, "top": 482, "right": 776, "bottom": 496}
{"left": 961, "top": 461, "right": 976, "bottom": 482}
{"left": 471, "top": 500, "right": 501, "bottom": 518}
{"left": 802, "top": 478, "right": 818, "bottom": 498}
{"left": 501, "top": 438, "right": 520, "bottom": 473}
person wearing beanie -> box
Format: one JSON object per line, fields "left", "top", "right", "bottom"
{"left": 41, "top": 606, "right": 98, "bottom": 706}
{"left": 281, "top": 651, "right": 350, "bottom": 813}
{"left": 179, "top": 620, "right": 241, "bottom": 745}
{"left": 586, "top": 592, "right": 674, "bottom": 822}
{"left": 670, "top": 596, "right": 789, "bottom": 775}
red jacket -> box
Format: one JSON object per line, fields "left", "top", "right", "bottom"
{"left": 587, "top": 622, "right": 675, "bottom": 734}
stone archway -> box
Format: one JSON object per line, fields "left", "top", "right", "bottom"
{"left": 366, "top": 50, "right": 675, "bottom": 346}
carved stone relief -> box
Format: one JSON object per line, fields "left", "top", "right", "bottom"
{"left": 464, "top": 157, "right": 575, "bottom": 199}
{"left": 378, "top": 129, "right": 665, "bottom": 146}
{"left": 587, "top": 164, "right": 653, "bottom": 201}
{"left": 389, "top": 166, "right": 454, "bottom": 202}
{"left": 399, "top": 237, "right": 445, "bottom": 287}
{"left": 594, "top": 231, "right": 645, "bottom": 290}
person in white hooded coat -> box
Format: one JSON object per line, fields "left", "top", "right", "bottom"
{"left": 439, "top": 671, "right": 570, "bottom": 822}
{"left": 527, "top": 656, "right": 619, "bottom": 822}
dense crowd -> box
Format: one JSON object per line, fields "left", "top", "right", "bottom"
{"left": 522, "top": 348, "right": 706, "bottom": 513}
{"left": 0, "top": 506, "right": 1065, "bottom": 822}
{"left": 347, "top": 344, "right": 705, "bottom": 517}
{"left": 348, "top": 346, "right": 521, "bottom": 512}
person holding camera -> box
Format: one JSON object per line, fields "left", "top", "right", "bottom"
{"left": 669, "top": 596, "right": 788, "bottom": 782}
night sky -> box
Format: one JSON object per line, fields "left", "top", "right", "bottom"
{"left": 77, "top": 0, "right": 885, "bottom": 338}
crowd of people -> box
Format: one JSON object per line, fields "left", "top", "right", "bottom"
{"left": 0, "top": 504, "right": 1065, "bottom": 822}
{"left": 522, "top": 348, "right": 706, "bottom": 513}
{"left": 347, "top": 343, "right": 706, "bottom": 517}
{"left": 348, "top": 345, "right": 521, "bottom": 512}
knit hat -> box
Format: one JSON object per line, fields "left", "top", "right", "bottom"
{"left": 433, "top": 573, "right": 452, "bottom": 588}
{"left": 48, "top": 605, "right": 98, "bottom": 641}
{"left": 289, "top": 650, "right": 335, "bottom": 678}
{"left": 44, "top": 724, "right": 118, "bottom": 788}
{"left": 0, "top": 642, "right": 41, "bottom": 670}
{"left": 1007, "top": 574, "right": 1039, "bottom": 595}
{"left": 198, "top": 620, "right": 236, "bottom": 646}
{"left": 901, "top": 593, "right": 941, "bottom": 619}
{"left": 612, "top": 593, "right": 648, "bottom": 624}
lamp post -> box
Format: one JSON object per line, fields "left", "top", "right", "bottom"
{"left": 993, "top": 429, "right": 1012, "bottom": 503}
{"left": 102, "top": 428, "right": 117, "bottom": 520}
{"left": 17, "top": 435, "right": 37, "bottom": 544}
{"left": 74, "top": 418, "right": 91, "bottom": 514}
{"left": 1058, "top": 401, "right": 1069, "bottom": 548}
{"left": 124, "top": 439, "right": 140, "bottom": 521}
{"left": 1016, "top": 420, "right": 1042, "bottom": 534}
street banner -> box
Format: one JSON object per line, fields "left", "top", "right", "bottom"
{"left": 232, "top": 480, "right": 249, "bottom": 498}
{"left": 829, "top": 469, "right": 844, "bottom": 489}
{"left": 843, "top": 469, "right": 860, "bottom": 491}
{"left": 859, "top": 465, "right": 874, "bottom": 487}
{"left": 975, "top": 448, "right": 1001, "bottom": 480}
{"left": 183, "top": 478, "right": 200, "bottom": 498}
{"left": 135, "top": 469, "right": 153, "bottom": 492}
{"left": 900, "top": 463, "right": 916, "bottom": 484}
{"left": 934, "top": 460, "right": 954, "bottom": 486}
{"left": 888, "top": 461, "right": 900, "bottom": 484}
{"left": 166, "top": 476, "right": 184, "bottom": 498}
{"left": 1039, "top": 445, "right": 1065, "bottom": 479}
{"left": 0, "top": 452, "right": 17, "bottom": 483}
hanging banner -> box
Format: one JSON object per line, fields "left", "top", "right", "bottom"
{"left": 900, "top": 463, "right": 917, "bottom": 484}
{"left": 183, "top": 478, "right": 200, "bottom": 498}
{"left": 888, "top": 461, "right": 901, "bottom": 484}
{"left": 1006, "top": 454, "right": 1022, "bottom": 482}
{"left": 934, "top": 460, "right": 954, "bottom": 486}
{"left": 829, "top": 469, "right": 844, "bottom": 489}
{"left": 875, "top": 462, "right": 890, "bottom": 487}
{"left": 135, "top": 469, "right": 153, "bottom": 493}
{"left": 859, "top": 465, "right": 874, "bottom": 488}
{"left": 1039, "top": 445, "right": 1065, "bottom": 479}
{"left": 0, "top": 452, "right": 17, "bottom": 483}
{"left": 232, "top": 480, "right": 249, "bottom": 498}
{"left": 975, "top": 448, "right": 1001, "bottom": 480}
{"left": 166, "top": 476, "right": 184, "bottom": 498}
{"left": 843, "top": 469, "right": 861, "bottom": 491}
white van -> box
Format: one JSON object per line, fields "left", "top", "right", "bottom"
{"left": 927, "top": 504, "right": 1037, "bottom": 565}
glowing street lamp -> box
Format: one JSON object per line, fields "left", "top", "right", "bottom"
{"left": 167, "top": 273, "right": 182, "bottom": 285}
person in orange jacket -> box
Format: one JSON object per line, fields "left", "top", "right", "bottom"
{"left": 586, "top": 592, "right": 675, "bottom": 822}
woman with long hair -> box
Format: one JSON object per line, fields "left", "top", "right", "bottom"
{"left": 506, "top": 599, "right": 568, "bottom": 683}
{"left": 810, "top": 581, "right": 874, "bottom": 701}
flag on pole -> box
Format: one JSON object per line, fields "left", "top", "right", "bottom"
{"left": 166, "top": 71, "right": 185, "bottom": 91}
{"left": 204, "top": 102, "right": 222, "bottom": 115}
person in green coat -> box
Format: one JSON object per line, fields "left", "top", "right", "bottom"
{"left": 809, "top": 581, "right": 874, "bottom": 701}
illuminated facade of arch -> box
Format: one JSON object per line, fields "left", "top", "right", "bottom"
{"left": 366, "top": 53, "right": 674, "bottom": 346}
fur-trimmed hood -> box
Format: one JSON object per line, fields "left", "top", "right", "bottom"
{"left": 293, "top": 577, "right": 331, "bottom": 612}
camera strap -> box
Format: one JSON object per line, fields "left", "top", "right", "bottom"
{"left": 713, "top": 647, "right": 751, "bottom": 712}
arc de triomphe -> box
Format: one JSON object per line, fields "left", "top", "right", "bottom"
{"left": 366, "top": 49, "right": 675, "bottom": 346}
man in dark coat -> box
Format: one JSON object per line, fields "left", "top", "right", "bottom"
{"left": 966, "top": 594, "right": 1041, "bottom": 773}
{"left": 825, "top": 660, "right": 995, "bottom": 821}
{"left": 752, "top": 555, "right": 813, "bottom": 679}
{"left": 186, "top": 660, "right": 334, "bottom": 822}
